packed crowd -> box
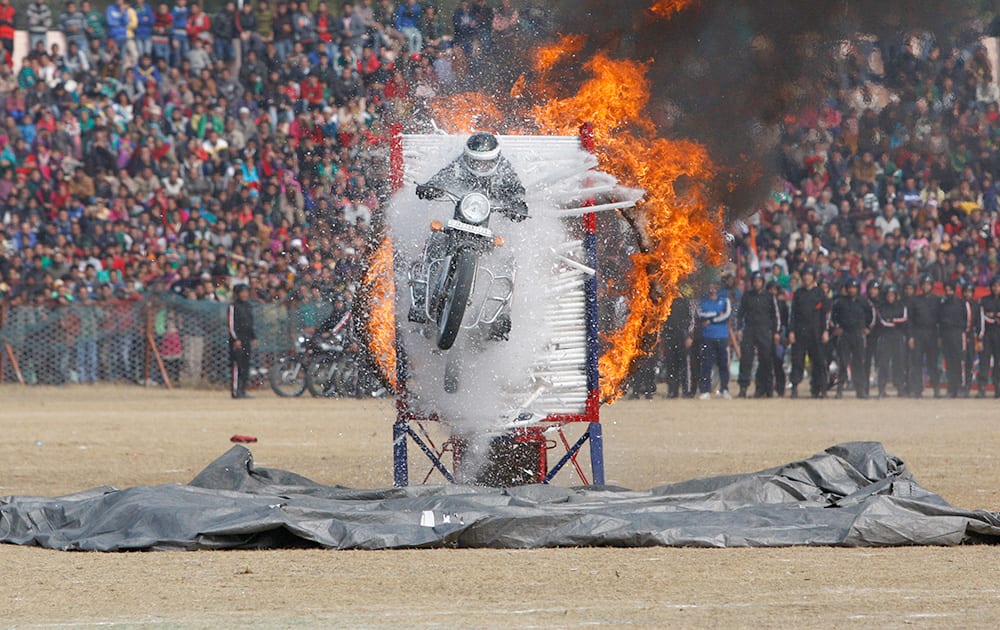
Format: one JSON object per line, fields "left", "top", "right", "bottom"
{"left": 0, "top": 0, "right": 996, "bottom": 396}
{"left": 636, "top": 29, "right": 1000, "bottom": 400}
{"left": 0, "top": 0, "right": 539, "bottom": 313}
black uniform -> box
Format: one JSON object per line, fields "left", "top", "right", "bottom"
{"left": 831, "top": 294, "right": 875, "bottom": 398}
{"left": 901, "top": 288, "right": 918, "bottom": 393}
{"left": 938, "top": 293, "right": 973, "bottom": 397}
{"left": 662, "top": 296, "right": 694, "bottom": 398}
{"left": 962, "top": 293, "right": 979, "bottom": 395}
{"left": 772, "top": 295, "right": 789, "bottom": 396}
{"left": 864, "top": 286, "right": 881, "bottom": 390}
{"left": 908, "top": 292, "right": 941, "bottom": 397}
{"left": 979, "top": 293, "right": 1000, "bottom": 397}
{"left": 228, "top": 298, "right": 256, "bottom": 398}
{"left": 875, "top": 298, "right": 908, "bottom": 396}
{"left": 737, "top": 287, "right": 780, "bottom": 396}
{"left": 789, "top": 285, "right": 829, "bottom": 397}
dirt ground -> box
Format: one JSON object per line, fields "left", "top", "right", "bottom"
{"left": 2, "top": 385, "right": 1000, "bottom": 627}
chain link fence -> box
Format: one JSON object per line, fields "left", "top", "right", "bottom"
{"left": 0, "top": 293, "right": 380, "bottom": 393}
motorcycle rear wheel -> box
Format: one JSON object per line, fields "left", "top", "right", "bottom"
{"left": 436, "top": 250, "right": 476, "bottom": 351}
{"left": 269, "top": 355, "right": 307, "bottom": 397}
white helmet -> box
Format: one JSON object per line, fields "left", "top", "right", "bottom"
{"left": 463, "top": 132, "right": 501, "bottom": 177}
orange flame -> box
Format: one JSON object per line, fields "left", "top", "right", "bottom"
{"left": 429, "top": 92, "right": 506, "bottom": 134}
{"left": 362, "top": 236, "right": 397, "bottom": 389}
{"left": 531, "top": 50, "right": 724, "bottom": 402}
{"left": 533, "top": 34, "right": 587, "bottom": 75}
{"left": 650, "top": 0, "right": 696, "bottom": 18}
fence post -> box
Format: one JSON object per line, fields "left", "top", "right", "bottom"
{"left": 145, "top": 296, "right": 173, "bottom": 389}
{"left": 1, "top": 302, "right": 25, "bottom": 385}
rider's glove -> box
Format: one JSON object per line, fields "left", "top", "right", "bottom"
{"left": 416, "top": 184, "right": 443, "bottom": 200}
{"left": 506, "top": 200, "right": 529, "bottom": 222}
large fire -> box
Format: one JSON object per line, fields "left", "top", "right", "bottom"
{"left": 361, "top": 236, "right": 397, "bottom": 390}
{"left": 529, "top": 43, "right": 724, "bottom": 402}
{"left": 365, "top": 3, "right": 724, "bottom": 402}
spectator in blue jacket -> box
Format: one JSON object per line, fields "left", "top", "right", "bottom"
{"left": 395, "top": 0, "right": 422, "bottom": 54}
{"left": 105, "top": 0, "right": 129, "bottom": 53}
{"left": 697, "top": 278, "right": 734, "bottom": 399}
{"left": 170, "top": 0, "right": 190, "bottom": 68}
{"left": 134, "top": 0, "right": 155, "bottom": 58}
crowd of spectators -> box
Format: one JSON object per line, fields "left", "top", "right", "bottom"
{"left": 743, "top": 32, "right": 999, "bottom": 293}
{"left": 637, "top": 29, "right": 1000, "bottom": 400}
{"left": 0, "top": 1, "right": 997, "bottom": 395}
{"left": 0, "top": 0, "right": 545, "bottom": 317}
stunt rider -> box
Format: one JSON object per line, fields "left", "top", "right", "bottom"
{"left": 415, "top": 132, "right": 528, "bottom": 222}
{"left": 411, "top": 132, "right": 528, "bottom": 340}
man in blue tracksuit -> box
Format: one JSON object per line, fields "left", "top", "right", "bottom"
{"left": 697, "top": 278, "right": 733, "bottom": 399}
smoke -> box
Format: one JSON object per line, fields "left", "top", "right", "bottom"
{"left": 484, "top": 0, "right": 989, "bottom": 218}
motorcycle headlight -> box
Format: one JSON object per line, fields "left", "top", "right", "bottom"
{"left": 458, "top": 193, "right": 491, "bottom": 224}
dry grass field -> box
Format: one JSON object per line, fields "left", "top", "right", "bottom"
{"left": 2, "top": 385, "right": 1000, "bottom": 627}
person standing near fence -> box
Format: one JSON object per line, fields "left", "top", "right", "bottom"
{"left": 661, "top": 294, "right": 694, "bottom": 398}
{"left": 696, "top": 277, "right": 733, "bottom": 400}
{"left": 909, "top": 275, "right": 942, "bottom": 398}
{"left": 228, "top": 284, "right": 256, "bottom": 399}
{"left": 831, "top": 278, "right": 873, "bottom": 399}
{"left": 875, "top": 284, "right": 908, "bottom": 398}
{"left": 962, "top": 283, "right": 979, "bottom": 397}
{"left": 735, "top": 271, "right": 778, "bottom": 398}
{"left": 789, "top": 265, "right": 829, "bottom": 399}
{"left": 978, "top": 276, "right": 1000, "bottom": 398}
{"left": 938, "top": 279, "right": 974, "bottom": 398}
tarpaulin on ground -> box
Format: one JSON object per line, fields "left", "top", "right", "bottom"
{"left": 3, "top": 441, "right": 1000, "bottom": 551}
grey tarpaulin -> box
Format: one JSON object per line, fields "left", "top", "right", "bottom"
{"left": 3, "top": 441, "right": 1000, "bottom": 551}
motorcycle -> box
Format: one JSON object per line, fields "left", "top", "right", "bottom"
{"left": 408, "top": 186, "right": 520, "bottom": 391}
{"left": 269, "top": 335, "right": 309, "bottom": 397}
{"left": 268, "top": 332, "right": 358, "bottom": 398}
{"left": 305, "top": 331, "right": 360, "bottom": 398}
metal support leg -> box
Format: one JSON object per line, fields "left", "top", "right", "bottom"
{"left": 393, "top": 419, "right": 409, "bottom": 487}
{"left": 588, "top": 421, "right": 605, "bottom": 485}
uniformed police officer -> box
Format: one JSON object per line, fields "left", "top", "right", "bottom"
{"left": 901, "top": 279, "right": 918, "bottom": 393}
{"left": 788, "top": 265, "right": 829, "bottom": 399}
{"left": 938, "top": 278, "right": 974, "bottom": 398}
{"left": 831, "top": 277, "right": 874, "bottom": 398}
{"left": 875, "top": 283, "right": 908, "bottom": 398}
{"left": 908, "top": 275, "right": 941, "bottom": 398}
{"left": 662, "top": 294, "right": 694, "bottom": 398}
{"left": 228, "top": 284, "right": 257, "bottom": 399}
{"left": 978, "top": 276, "right": 1000, "bottom": 398}
{"left": 768, "top": 280, "right": 789, "bottom": 397}
{"left": 962, "top": 283, "right": 979, "bottom": 396}
{"left": 736, "top": 271, "right": 779, "bottom": 398}
{"left": 864, "top": 279, "right": 881, "bottom": 391}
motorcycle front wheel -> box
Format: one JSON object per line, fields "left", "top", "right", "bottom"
{"left": 269, "top": 355, "right": 307, "bottom": 397}
{"left": 436, "top": 250, "right": 476, "bottom": 351}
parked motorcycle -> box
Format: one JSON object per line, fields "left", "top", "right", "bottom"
{"left": 305, "top": 332, "right": 360, "bottom": 398}
{"left": 269, "top": 336, "right": 309, "bottom": 397}
{"left": 268, "top": 333, "right": 358, "bottom": 398}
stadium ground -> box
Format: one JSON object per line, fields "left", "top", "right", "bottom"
{"left": 2, "top": 385, "right": 1000, "bottom": 626}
